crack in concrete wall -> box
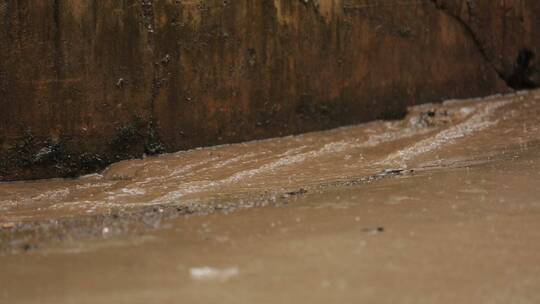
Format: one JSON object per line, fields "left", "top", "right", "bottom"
{"left": 431, "top": 0, "right": 540, "bottom": 89}
{"left": 429, "top": 0, "right": 509, "bottom": 88}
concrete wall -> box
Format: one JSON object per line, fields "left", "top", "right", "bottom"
{"left": 0, "top": 0, "right": 538, "bottom": 181}
{"left": 434, "top": 0, "right": 540, "bottom": 87}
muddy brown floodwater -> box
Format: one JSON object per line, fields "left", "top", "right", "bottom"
{"left": 2, "top": 90, "right": 540, "bottom": 303}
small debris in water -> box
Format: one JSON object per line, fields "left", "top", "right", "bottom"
{"left": 189, "top": 267, "right": 240, "bottom": 282}
{"left": 284, "top": 188, "right": 308, "bottom": 197}
{"left": 378, "top": 168, "right": 414, "bottom": 177}
{"left": 362, "top": 227, "right": 385, "bottom": 235}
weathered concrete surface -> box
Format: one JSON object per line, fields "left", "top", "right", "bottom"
{"left": 0, "top": 0, "right": 537, "bottom": 181}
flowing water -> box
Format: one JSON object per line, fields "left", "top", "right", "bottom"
{"left": 1, "top": 90, "right": 540, "bottom": 303}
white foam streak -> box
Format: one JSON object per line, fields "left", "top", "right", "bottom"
{"left": 379, "top": 100, "right": 512, "bottom": 167}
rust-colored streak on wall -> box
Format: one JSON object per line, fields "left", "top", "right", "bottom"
{"left": 151, "top": 0, "right": 507, "bottom": 151}
{"left": 0, "top": 0, "right": 536, "bottom": 181}
{"left": 1, "top": 1, "right": 153, "bottom": 138}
